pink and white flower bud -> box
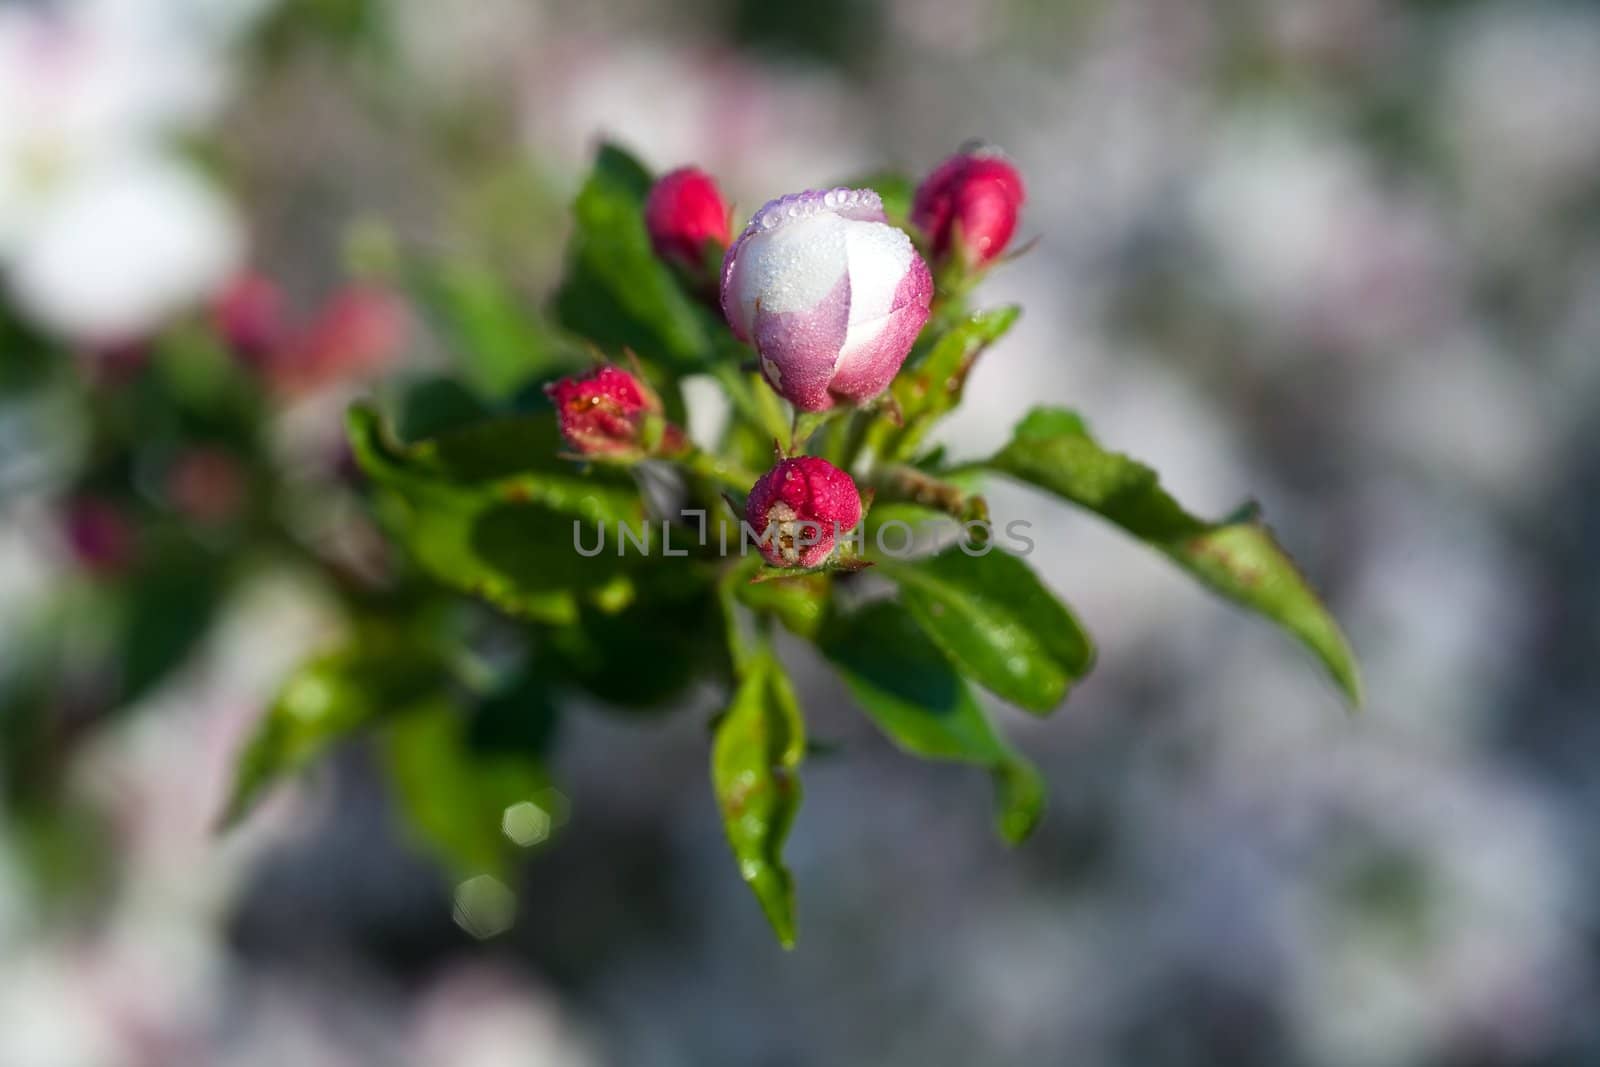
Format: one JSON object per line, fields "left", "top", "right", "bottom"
{"left": 644, "top": 167, "right": 731, "bottom": 273}
{"left": 721, "top": 189, "right": 933, "bottom": 413}
{"left": 911, "top": 147, "right": 1026, "bottom": 269}
{"left": 746, "top": 456, "right": 863, "bottom": 568}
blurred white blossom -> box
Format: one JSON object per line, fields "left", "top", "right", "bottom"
{"left": 0, "top": 0, "right": 267, "bottom": 343}
{"left": 1446, "top": 7, "right": 1600, "bottom": 245}
{"left": 520, "top": 38, "right": 871, "bottom": 196}
{"left": 1191, "top": 111, "right": 1455, "bottom": 357}
{"left": 413, "top": 965, "right": 599, "bottom": 1067}
{"left": 9, "top": 153, "right": 241, "bottom": 343}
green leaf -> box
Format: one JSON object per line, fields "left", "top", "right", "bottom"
{"left": 538, "top": 570, "right": 724, "bottom": 710}
{"left": 877, "top": 548, "right": 1094, "bottom": 714}
{"left": 361, "top": 400, "right": 627, "bottom": 491}
{"left": 553, "top": 143, "right": 711, "bottom": 369}
{"left": 820, "top": 603, "right": 1044, "bottom": 843}
{"left": 983, "top": 407, "right": 1362, "bottom": 704}
{"left": 347, "top": 404, "right": 648, "bottom": 622}
{"left": 712, "top": 652, "right": 805, "bottom": 948}
{"left": 898, "top": 306, "right": 1020, "bottom": 416}
{"left": 388, "top": 376, "right": 491, "bottom": 444}
{"left": 409, "top": 260, "right": 573, "bottom": 398}
{"left": 875, "top": 306, "right": 1019, "bottom": 463}
{"left": 220, "top": 633, "right": 448, "bottom": 828}
{"left": 383, "top": 699, "right": 552, "bottom": 878}
{"left": 467, "top": 668, "right": 560, "bottom": 757}
{"left": 733, "top": 572, "right": 831, "bottom": 640}
{"left": 115, "top": 538, "right": 227, "bottom": 707}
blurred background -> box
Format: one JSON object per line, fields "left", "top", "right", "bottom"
{"left": 1, "top": 0, "right": 1597, "bottom": 1064}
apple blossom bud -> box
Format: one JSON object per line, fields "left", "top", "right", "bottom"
{"left": 911, "top": 147, "right": 1026, "bottom": 269}
{"left": 167, "top": 447, "right": 246, "bottom": 526}
{"left": 721, "top": 189, "right": 933, "bottom": 413}
{"left": 284, "top": 285, "right": 408, "bottom": 392}
{"left": 746, "top": 456, "right": 863, "bottom": 568}
{"left": 645, "top": 167, "right": 732, "bottom": 273}
{"left": 61, "top": 498, "right": 135, "bottom": 574}
{"left": 213, "top": 272, "right": 285, "bottom": 364}
{"left": 546, "top": 365, "right": 677, "bottom": 457}
{"left": 83, "top": 342, "right": 150, "bottom": 384}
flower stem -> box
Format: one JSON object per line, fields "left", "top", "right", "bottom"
{"left": 710, "top": 360, "right": 788, "bottom": 444}
{"left": 876, "top": 465, "right": 991, "bottom": 534}
{"left": 789, "top": 408, "right": 846, "bottom": 454}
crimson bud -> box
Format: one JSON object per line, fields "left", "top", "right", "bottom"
{"left": 645, "top": 167, "right": 732, "bottom": 274}
{"left": 546, "top": 365, "right": 676, "bottom": 457}
{"left": 746, "top": 456, "right": 863, "bottom": 568}
{"left": 911, "top": 147, "right": 1026, "bottom": 270}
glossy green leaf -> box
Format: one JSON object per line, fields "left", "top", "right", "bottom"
{"left": 0, "top": 638, "right": 62, "bottom": 811}
{"left": 220, "top": 634, "right": 447, "bottom": 828}
{"left": 712, "top": 652, "right": 805, "bottom": 948}
{"left": 538, "top": 570, "right": 724, "bottom": 709}
{"left": 898, "top": 306, "right": 1020, "bottom": 417}
{"left": 410, "top": 260, "right": 572, "bottom": 398}
{"left": 877, "top": 548, "right": 1093, "bottom": 714}
{"left": 115, "top": 538, "right": 227, "bottom": 708}
{"left": 360, "top": 400, "right": 632, "bottom": 492}
{"left": 821, "top": 603, "right": 1044, "bottom": 843}
{"left": 388, "top": 376, "right": 490, "bottom": 444}
{"left": 347, "top": 404, "right": 648, "bottom": 622}
{"left": 553, "top": 143, "right": 711, "bottom": 368}
{"left": 875, "top": 306, "right": 1020, "bottom": 463}
{"left": 0, "top": 311, "right": 56, "bottom": 395}
{"left": 733, "top": 572, "right": 831, "bottom": 641}
{"left": 983, "top": 407, "right": 1362, "bottom": 704}
{"left": 467, "top": 668, "right": 560, "bottom": 757}
{"left": 383, "top": 699, "right": 552, "bottom": 878}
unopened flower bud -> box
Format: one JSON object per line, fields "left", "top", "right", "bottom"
{"left": 911, "top": 147, "right": 1026, "bottom": 269}
{"left": 546, "top": 366, "right": 679, "bottom": 457}
{"left": 645, "top": 167, "right": 732, "bottom": 274}
{"left": 721, "top": 189, "right": 933, "bottom": 413}
{"left": 746, "top": 456, "right": 863, "bottom": 568}
{"left": 283, "top": 285, "right": 408, "bottom": 392}
{"left": 167, "top": 447, "right": 246, "bottom": 526}
{"left": 213, "top": 272, "right": 285, "bottom": 364}
{"left": 61, "top": 498, "right": 135, "bottom": 575}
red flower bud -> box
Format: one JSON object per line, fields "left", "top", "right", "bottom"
{"left": 213, "top": 272, "right": 286, "bottom": 364}
{"left": 546, "top": 366, "right": 662, "bottom": 456}
{"left": 282, "top": 285, "right": 408, "bottom": 393}
{"left": 910, "top": 147, "right": 1026, "bottom": 269}
{"left": 61, "top": 498, "right": 136, "bottom": 575}
{"left": 644, "top": 167, "right": 732, "bottom": 273}
{"left": 746, "top": 456, "right": 863, "bottom": 568}
{"left": 167, "top": 447, "right": 246, "bottom": 526}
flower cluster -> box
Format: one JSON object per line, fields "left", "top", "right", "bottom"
{"left": 0, "top": 2, "right": 262, "bottom": 345}
{"left": 241, "top": 139, "right": 1356, "bottom": 954}
{"left": 552, "top": 144, "right": 1028, "bottom": 569}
